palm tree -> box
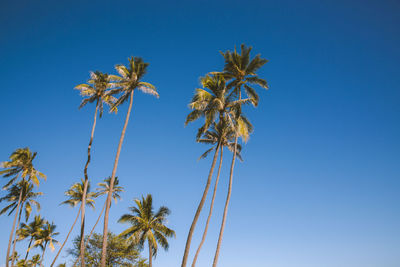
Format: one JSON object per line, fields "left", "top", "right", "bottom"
{"left": 31, "top": 221, "right": 59, "bottom": 266}
{"left": 71, "top": 177, "right": 123, "bottom": 267}
{"left": 182, "top": 74, "right": 252, "bottom": 267}
{"left": 0, "top": 180, "right": 43, "bottom": 266}
{"left": 75, "top": 71, "right": 118, "bottom": 267}
{"left": 0, "top": 148, "right": 46, "bottom": 267}
{"left": 118, "top": 194, "right": 175, "bottom": 267}
{"left": 50, "top": 180, "right": 96, "bottom": 267}
{"left": 16, "top": 215, "right": 45, "bottom": 260}
{"left": 191, "top": 121, "right": 242, "bottom": 267}
{"left": 30, "top": 255, "right": 41, "bottom": 267}
{"left": 212, "top": 44, "right": 268, "bottom": 266}
{"left": 100, "top": 57, "right": 159, "bottom": 267}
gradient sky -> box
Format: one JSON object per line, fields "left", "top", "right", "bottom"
{"left": 1, "top": 0, "right": 399, "bottom": 266}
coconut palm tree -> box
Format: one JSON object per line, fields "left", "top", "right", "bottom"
{"left": 16, "top": 215, "right": 45, "bottom": 260}
{"left": 118, "top": 194, "right": 175, "bottom": 267}
{"left": 71, "top": 177, "right": 123, "bottom": 267}
{"left": 0, "top": 148, "right": 46, "bottom": 267}
{"left": 75, "top": 71, "right": 118, "bottom": 267}
{"left": 212, "top": 44, "right": 268, "bottom": 267}
{"left": 31, "top": 221, "right": 59, "bottom": 266}
{"left": 50, "top": 180, "right": 96, "bottom": 267}
{"left": 181, "top": 74, "right": 252, "bottom": 267}
{"left": 100, "top": 57, "right": 158, "bottom": 267}
{"left": 0, "top": 180, "right": 43, "bottom": 266}
{"left": 30, "top": 255, "right": 41, "bottom": 267}
{"left": 191, "top": 121, "right": 243, "bottom": 267}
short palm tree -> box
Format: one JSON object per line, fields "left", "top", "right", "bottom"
{"left": 212, "top": 44, "right": 268, "bottom": 267}
{"left": 75, "top": 71, "right": 118, "bottom": 267}
{"left": 50, "top": 180, "right": 96, "bottom": 267}
{"left": 30, "top": 254, "right": 41, "bottom": 267}
{"left": 100, "top": 57, "right": 158, "bottom": 267}
{"left": 31, "top": 221, "right": 59, "bottom": 266}
{"left": 0, "top": 148, "right": 45, "bottom": 267}
{"left": 191, "top": 121, "right": 242, "bottom": 267}
{"left": 17, "top": 215, "right": 45, "bottom": 260}
{"left": 119, "top": 194, "right": 175, "bottom": 267}
{"left": 0, "top": 180, "right": 43, "bottom": 266}
{"left": 71, "top": 177, "right": 123, "bottom": 267}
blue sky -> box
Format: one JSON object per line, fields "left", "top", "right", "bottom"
{"left": 1, "top": 0, "right": 399, "bottom": 266}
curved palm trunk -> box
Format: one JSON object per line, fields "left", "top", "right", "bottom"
{"left": 181, "top": 144, "right": 221, "bottom": 267}
{"left": 212, "top": 136, "right": 238, "bottom": 267}
{"left": 11, "top": 203, "right": 24, "bottom": 266}
{"left": 25, "top": 237, "right": 34, "bottom": 260}
{"left": 72, "top": 202, "right": 106, "bottom": 267}
{"left": 191, "top": 147, "right": 223, "bottom": 267}
{"left": 101, "top": 91, "right": 134, "bottom": 267}
{"left": 79, "top": 104, "right": 99, "bottom": 267}
{"left": 5, "top": 188, "right": 23, "bottom": 267}
{"left": 148, "top": 242, "right": 153, "bottom": 267}
{"left": 50, "top": 206, "right": 81, "bottom": 267}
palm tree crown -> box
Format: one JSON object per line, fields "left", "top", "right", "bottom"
{"left": 0, "top": 147, "right": 46, "bottom": 189}
{"left": 61, "top": 179, "right": 96, "bottom": 208}
{"left": 119, "top": 194, "right": 175, "bottom": 266}
{"left": 218, "top": 43, "right": 268, "bottom": 105}
{"left": 0, "top": 180, "right": 43, "bottom": 221}
{"left": 75, "top": 71, "right": 119, "bottom": 116}
{"left": 32, "top": 221, "right": 60, "bottom": 253}
{"left": 111, "top": 56, "right": 159, "bottom": 108}
{"left": 95, "top": 176, "right": 123, "bottom": 202}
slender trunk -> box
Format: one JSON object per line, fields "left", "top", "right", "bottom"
{"left": 11, "top": 203, "right": 24, "bottom": 266}
{"left": 72, "top": 202, "right": 106, "bottom": 267}
{"left": 5, "top": 188, "right": 23, "bottom": 267}
{"left": 40, "top": 242, "right": 47, "bottom": 267}
{"left": 148, "top": 241, "right": 153, "bottom": 267}
{"left": 101, "top": 91, "right": 134, "bottom": 267}
{"left": 25, "top": 237, "right": 34, "bottom": 260}
{"left": 191, "top": 146, "right": 223, "bottom": 267}
{"left": 80, "top": 104, "right": 98, "bottom": 267}
{"left": 50, "top": 206, "right": 82, "bottom": 267}
{"left": 181, "top": 144, "right": 221, "bottom": 267}
{"left": 212, "top": 136, "right": 238, "bottom": 267}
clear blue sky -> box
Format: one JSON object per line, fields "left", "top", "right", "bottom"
{"left": 1, "top": 0, "right": 399, "bottom": 266}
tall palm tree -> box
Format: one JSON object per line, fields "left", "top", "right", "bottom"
{"left": 31, "top": 221, "right": 59, "bottom": 266}
{"left": 0, "top": 180, "right": 43, "bottom": 266}
{"left": 100, "top": 57, "right": 158, "bottom": 267}
{"left": 182, "top": 74, "right": 251, "bottom": 267}
{"left": 191, "top": 121, "right": 243, "bottom": 267}
{"left": 16, "top": 215, "right": 45, "bottom": 260}
{"left": 75, "top": 71, "right": 118, "bottom": 267}
{"left": 118, "top": 194, "right": 175, "bottom": 267}
{"left": 71, "top": 177, "right": 123, "bottom": 267}
{"left": 50, "top": 180, "right": 96, "bottom": 267}
{"left": 0, "top": 148, "right": 46, "bottom": 267}
{"left": 212, "top": 44, "right": 268, "bottom": 267}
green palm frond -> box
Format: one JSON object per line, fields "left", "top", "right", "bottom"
{"left": 118, "top": 194, "right": 175, "bottom": 259}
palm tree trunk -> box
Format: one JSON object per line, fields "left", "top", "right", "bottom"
{"left": 191, "top": 146, "right": 223, "bottom": 267}
{"left": 212, "top": 136, "right": 238, "bottom": 267}
{"left": 101, "top": 91, "right": 134, "bottom": 267}
{"left": 40, "top": 242, "right": 47, "bottom": 267}
{"left": 11, "top": 203, "right": 24, "bottom": 266}
{"left": 72, "top": 202, "right": 106, "bottom": 267}
{"left": 181, "top": 144, "right": 221, "bottom": 267}
{"left": 25, "top": 237, "right": 34, "bottom": 260}
{"left": 79, "top": 104, "right": 99, "bottom": 267}
{"left": 5, "top": 188, "right": 23, "bottom": 267}
{"left": 148, "top": 241, "right": 153, "bottom": 267}
{"left": 50, "top": 206, "right": 82, "bottom": 267}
